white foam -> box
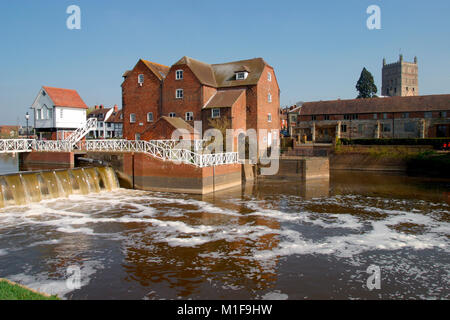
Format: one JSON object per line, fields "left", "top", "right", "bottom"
{"left": 261, "top": 290, "right": 289, "bottom": 300}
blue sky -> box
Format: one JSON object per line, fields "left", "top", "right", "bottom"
{"left": 0, "top": 0, "right": 449, "bottom": 125}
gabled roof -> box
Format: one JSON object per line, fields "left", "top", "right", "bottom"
{"left": 88, "top": 107, "right": 111, "bottom": 116}
{"left": 107, "top": 110, "right": 123, "bottom": 123}
{"left": 161, "top": 116, "right": 194, "bottom": 133}
{"left": 174, "top": 56, "right": 217, "bottom": 87}
{"left": 300, "top": 94, "right": 450, "bottom": 116}
{"left": 141, "top": 59, "right": 170, "bottom": 80}
{"left": 203, "top": 89, "right": 245, "bottom": 109}
{"left": 42, "top": 86, "right": 88, "bottom": 109}
{"left": 173, "top": 56, "right": 269, "bottom": 88}
{"left": 212, "top": 58, "right": 268, "bottom": 87}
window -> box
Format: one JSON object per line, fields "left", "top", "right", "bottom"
{"left": 383, "top": 113, "right": 388, "bottom": 119}
{"left": 147, "top": 112, "right": 153, "bottom": 122}
{"left": 340, "top": 124, "right": 347, "bottom": 133}
{"left": 404, "top": 122, "right": 415, "bottom": 132}
{"left": 138, "top": 74, "right": 144, "bottom": 85}
{"left": 402, "top": 112, "right": 409, "bottom": 119}
{"left": 47, "top": 108, "right": 52, "bottom": 119}
{"left": 135, "top": 133, "right": 141, "bottom": 141}
{"left": 212, "top": 108, "right": 220, "bottom": 119}
{"left": 358, "top": 124, "right": 364, "bottom": 133}
{"left": 130, "top": 113, "right": 136, "bottom": 123}
{"left": 268, "top": 93, "right": 272, "bottom": 103}
{"left": 60, "top": 109, "right": 63, "bottom": 118}
{"left": 324, "top": 115, "right": 330, "bottom": 120}
{"left": 311, "top": 115, "right": 316, "bottom": 121}
{"left": 236, "top": 72, "right": 246, "bottom": 80}
{"left": 439, "top": 111, "right": 447, "bottom": 118}
{"left": 107, "top": 123, "right": 112, "bottom": 128}
{"left": 424, "top": 112, "right": 432, "bottom": 118}
{"left": 176, "top": 70, "right": 183, "bottom": 80}
{"left": 373, "top": 113, "right": 378, "bottom": 120}
{"left": 99, "top": 122, "right": 103, "bottom": 128}
{"left": 185, "top": 112, "right": 194, "bottom": 121}
{"left": 344, "top": 114, "right": 358, "bottom": 120}
{"left": 176, "top": 89, "right": 183, "bottom": 99}
{"left": 268, "top": 113, "right": 272, "bottom": 122}
{"left": 382, "top": 123, "right": 391, "bottom": 132}
{"left": 37, "top": 108, "right": 42, "bottom": 120}
{"left": 268, "top": 72, "right": 272, "bottom": 82}
{"left": 169, "top": 112, "right": 176, "bottom": 118}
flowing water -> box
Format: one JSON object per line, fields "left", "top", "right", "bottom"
{"left": 0, "top": 155, "right": 448, "bottom": 299}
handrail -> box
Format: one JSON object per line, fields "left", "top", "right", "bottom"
{"left": 0, "top": 139, "right": 238, "bottom": 168}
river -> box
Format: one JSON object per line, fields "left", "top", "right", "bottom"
{"left": 0, "top": 155, "right": 448, "bottom": 299}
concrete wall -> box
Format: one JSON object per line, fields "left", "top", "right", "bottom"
{"left": 265, "top": 156, "right": 330, "bottom": 180}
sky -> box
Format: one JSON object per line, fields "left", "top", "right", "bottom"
{"left": 0, "top": 0, "right": 449, "bottom": 125}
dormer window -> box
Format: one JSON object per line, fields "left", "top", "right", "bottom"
{"left": 236, "top": 72, "right": 248, "bottom": 80}
{"left": 176, "top": 70, "right": 183, "bottom": 80}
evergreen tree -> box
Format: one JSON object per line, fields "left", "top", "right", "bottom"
{"left": 356, "top": 68, "right": 378, "bottom": 98}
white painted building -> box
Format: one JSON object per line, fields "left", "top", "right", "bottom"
{"left": 87, "top": 105, "right": 123, "bottom": 139}
{"left": 31, "top": 86, "right": 88, "bottom": 140}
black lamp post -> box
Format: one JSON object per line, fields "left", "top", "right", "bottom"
{"left": 25, "top": 112, "right": 30, "bottom": 138}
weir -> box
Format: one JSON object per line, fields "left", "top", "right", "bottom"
{"left": 0, "top": 167, "right": 119, "bottom": 208}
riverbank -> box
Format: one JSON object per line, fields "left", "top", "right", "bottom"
{"left": 331, "top": 145, "right": 450, "bottom": 177}
{"left": 0, "top": 279, "right": 59, "bottom": 300}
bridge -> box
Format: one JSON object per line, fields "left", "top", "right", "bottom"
{"left": 0, "top": 138, "right": 239, "bottom": 168}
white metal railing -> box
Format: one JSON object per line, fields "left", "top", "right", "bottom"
{"left": 0, "top": 138, "right": 238, "bottom": 168}
{"left": 65, "top": 118, "right": 98, "bottom": 145}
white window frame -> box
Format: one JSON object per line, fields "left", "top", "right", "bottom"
{"left": 130, "top": 113, "right": 136, "bottom": 123}
{"left": 169, "top": 112, "right": 176, "bottom": 118}
{"left": 268, "top": 113, "right": 272, "bottom": 122}
{"left": 185, "top": 112, "right": 194, "bottom": 121}
{"left": 147, "top": 112, "right": 153, "bottom": 122}
{"left": 135, "top": 133, "right": 141, "bottom": 141}
{"left": 236, "top": 72, "right": 246, "bottom": 80}
{"left": 212, "top": 108, "right": 220, "bottom": 119}
{"left": 268, "top": 93, "right": 272, "bottom": 103}
{"left": 176, "top": 89, "right": 183, "bottom": 99}
{"left": 138, "top": 74, "right": 144, "bottom": 85}
{"left": 176, "top": 70, "right": 183, "bottom": 80}
{"left": 268, "top": 72, "right": 272, "bottom": 82}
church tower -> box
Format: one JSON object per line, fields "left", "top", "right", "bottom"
{"left": 382, "top": 55, "right": 418, "bottom": 97}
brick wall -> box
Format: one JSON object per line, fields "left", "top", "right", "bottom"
{"left": 122, "top": 60, "right": 163, "bottom": 140}
{"left": 162, "top": 64, "right": 204, "bottom": 123}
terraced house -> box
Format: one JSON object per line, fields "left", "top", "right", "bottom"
{"left": 122, "top": 56, "right": 280, "bottom": 153}
{"left": 295, "top": 94, "right": 450, "bottom": 143}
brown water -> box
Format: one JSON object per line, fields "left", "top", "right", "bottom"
{"left": 0, "top": 165, "right": 449, "bottom": 299}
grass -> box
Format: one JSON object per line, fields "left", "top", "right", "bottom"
{"left": 0, "top": 279, "right": 60, "bottom": 300}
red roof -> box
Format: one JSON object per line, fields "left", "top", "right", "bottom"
{"left": 42, "top": 86, "right": 88, "bottom": 109}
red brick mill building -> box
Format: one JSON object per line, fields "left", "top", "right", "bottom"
{"left": 121, "top": 56, "right": 281, "bottom": 154}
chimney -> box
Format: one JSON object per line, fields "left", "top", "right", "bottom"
{"left": 94, "top": 105, "right": 99, "bottom": 110}
{"left": 100, "top": 104, "right": 104, "bottom": 109}
{"left": 114, "top": 104, "right": 119, "bottom": 112}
